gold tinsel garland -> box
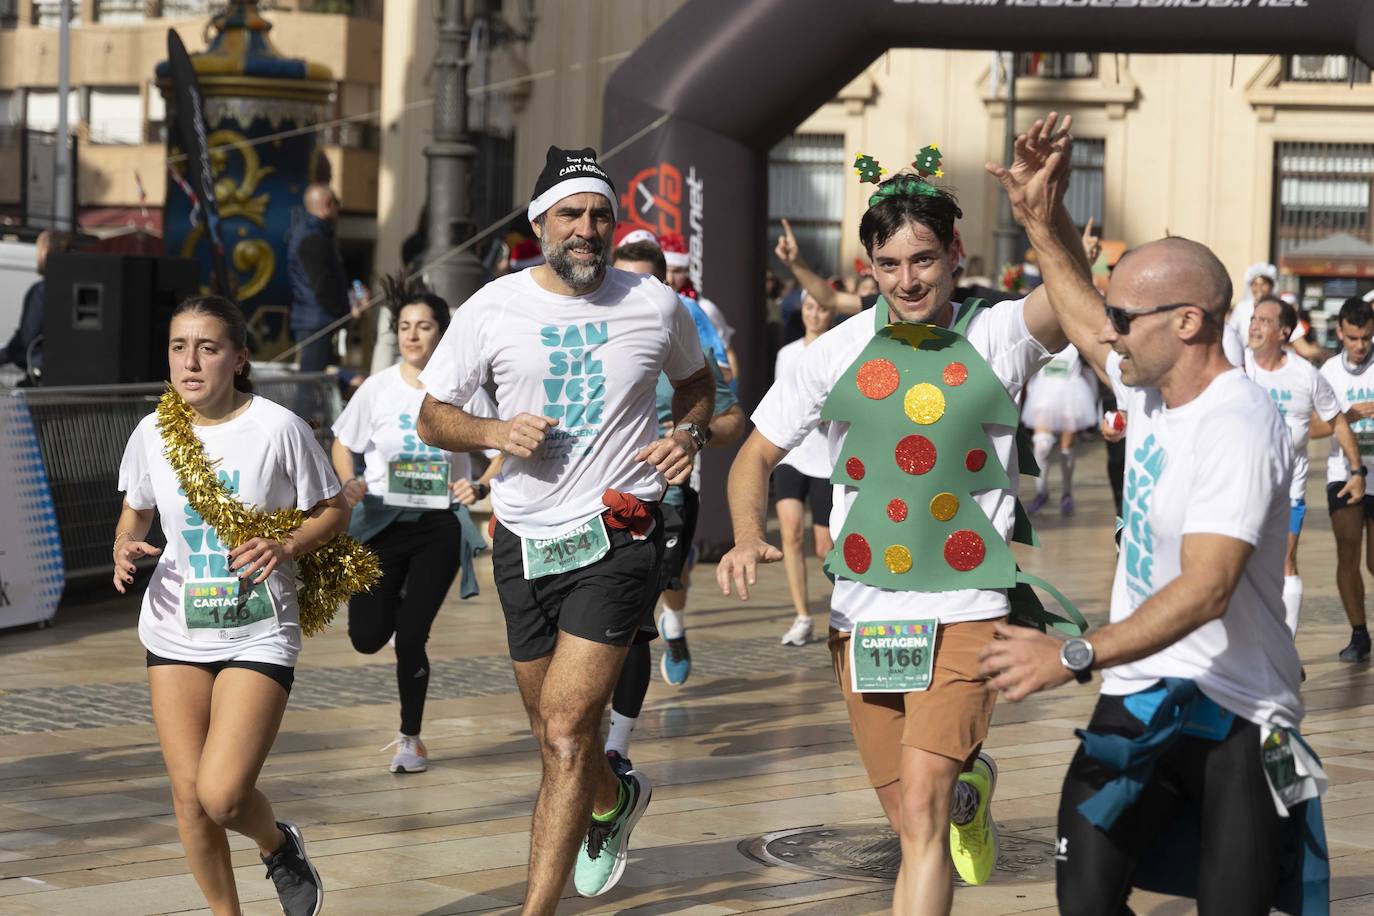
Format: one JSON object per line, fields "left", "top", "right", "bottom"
{"left": 156, "top": 386, "right": 381, "bottom": 636}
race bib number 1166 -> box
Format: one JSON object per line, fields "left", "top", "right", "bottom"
{"left": 849, "top": 619, "right": 938, "bottom": 693}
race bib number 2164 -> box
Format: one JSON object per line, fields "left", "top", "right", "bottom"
{"left": 520, "top": 516, "right": 611, "bottom": 580}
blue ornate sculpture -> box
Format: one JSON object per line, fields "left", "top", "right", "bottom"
{"left": 156, "top": 0, "right": 334, "bottom": 357}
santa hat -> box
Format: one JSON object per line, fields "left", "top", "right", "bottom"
{"left": 660, "top": 231, "right": 690, "bottom": 268}
{"left": 527, "top": 146, "right": 617, "bottom": 223}
{"left": 614, "top": 224, "right": 659, "bottom": 250}
{"left": 509, "top": 239, "right": 544, "bottom": 271}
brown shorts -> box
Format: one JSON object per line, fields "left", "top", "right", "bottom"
{"left": 829, "top": 618, "right": 1002, "bottom": 788}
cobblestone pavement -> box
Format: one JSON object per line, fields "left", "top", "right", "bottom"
{"left": 2, "top": 594, "right": 1359, "bottom": 736}
{"left": 0, "top": 635, "right": 834, "bottom": 735}
{"left": 2, "top": 454, "right": 1371, "bottom": 914}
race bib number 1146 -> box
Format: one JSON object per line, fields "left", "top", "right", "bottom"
{"left": 181, "top": 577, "right": 278, "bottom": 643}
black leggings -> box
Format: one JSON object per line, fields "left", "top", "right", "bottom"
{"left": 612, "top": 643, "right": 651, "bottom": 718}
{"left": 1056, "top": 693, "right": 1288, "bottom": 916}
{"left": 348, "top": 510, "right": 462, "bottom": 735}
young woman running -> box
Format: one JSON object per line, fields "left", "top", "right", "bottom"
{"left": 114, "top": 295, "right": 347, "bottom": 916}
{"left": 772, "top": 290, "right": 837, "bottom": 646}
{"left": 331, "top": 276, "right": 498, "bottom": 773}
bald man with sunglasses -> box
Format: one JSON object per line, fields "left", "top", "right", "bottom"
{"left": 978, "top": 138, "right": 1315, "bottom": 913}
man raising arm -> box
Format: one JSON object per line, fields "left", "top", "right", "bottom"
{"left": 982, "top": 129, "right": 1313, "bottom": 915}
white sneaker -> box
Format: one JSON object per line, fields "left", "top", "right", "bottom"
{"left": 780, "top": 616, "right": 814, "bottom": 646}
{"left": 382, "top": 733, "right": 427, "bottom": 773}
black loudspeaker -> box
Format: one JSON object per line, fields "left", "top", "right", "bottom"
{"left": 42, "top": 253, "right": 201, "bottom": 386}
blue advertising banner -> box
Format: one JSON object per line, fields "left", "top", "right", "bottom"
{"left": 0, "top": 398, "right": 64, "bottom": 630}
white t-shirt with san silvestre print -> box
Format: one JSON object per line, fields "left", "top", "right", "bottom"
{"left": 419, "top": 267, "right": 706, "bottom": 539}
{"left": 1320, "top": 350, "right": 1374, "bottom": 484}
{"left": 751, "top": 297, "right": 1052, "bottom": 632}
{"left": 118, "top": 395, "right": 341, "bottom": 666}
{"left": 1106, "top": 353, "right": 1301, "bottom": 728}
{"left": 331, "top": 364, "right": 497, "bottom": 496}
{"left": 1243, "top": 353, "right": 1339, "bottom": 501}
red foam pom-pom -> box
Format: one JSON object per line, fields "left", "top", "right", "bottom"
{"left": 944, "top": 530, "right": 986, "bottom": 571}
{"left": 846, "top": 457, "right": 866, "bottom": 480}
{"left": 965, "top": 449, "right": 987, "bottom": 472}
{"left": 887, "top": 499, "right": 908, "bottom": 522}
{"left": 844, "top": 533, "right": 872, "bottom": 573}
{"left": 856, "top": 358, "right": 900, "bottom": 400}
{"left": 943, "top": 362, "right": 968, "bottom": 386}
{"left": 895, "top": 435, "right": 937, "bottom": 475}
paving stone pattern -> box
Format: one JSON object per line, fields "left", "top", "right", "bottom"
{"left": 0, "top": 636, "right": 833, "bottom": 735}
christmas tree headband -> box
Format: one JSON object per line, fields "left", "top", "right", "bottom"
{"left": 855, "top": 145, "right": 947, "bottom": 209}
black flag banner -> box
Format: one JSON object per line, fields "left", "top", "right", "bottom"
{"left": 166, "top": 29, "right": 230, "bottom": 295}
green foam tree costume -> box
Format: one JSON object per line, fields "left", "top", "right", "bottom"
{"left": 820, "top": 296, "right": 1086, "bottom": 635}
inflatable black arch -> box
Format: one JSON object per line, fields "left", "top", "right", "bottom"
{"left": 602, "top": 0, "right": 1374, "bottom": 553}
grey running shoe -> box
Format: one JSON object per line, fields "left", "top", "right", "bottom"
{"left": 262, "top": 820, "right": 323, "bottom": 916}
{"left": 381, "top": 733, "right": 428, "bottom": 773}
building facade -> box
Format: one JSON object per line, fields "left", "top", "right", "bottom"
{"left": 0, "top": 0, "right": 382, "bottom": 273}
{"left": 448, "top": 1, "right": 1374, "bottom": 341}
{"left": 5, "top": 1, "right": 1371, "bottom": 345}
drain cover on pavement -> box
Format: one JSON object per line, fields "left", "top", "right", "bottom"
{"left": 740, "top": 824, "right": 1056, "bottom": 884}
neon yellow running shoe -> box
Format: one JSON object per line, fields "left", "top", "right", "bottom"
{"left": 949, "top": 752, "right": 999, "bottom": 885}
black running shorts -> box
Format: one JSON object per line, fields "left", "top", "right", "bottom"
{"left": 1056, "top": 690, "right": 1289, "bottom": 916}
{"left": 659, "top": 486, "right": 700, "bottom": 592}
{"left": 491, "top": 506, "right": 665, "bottom": 662}
{"left": 1326, "top": 480, "right": 1374, "bottom": 519}
{"left": 145, "top": 650, "right": 295, "bottom": 695}
{"left": 773, "top": 463, "right": 833, "bottom": 525}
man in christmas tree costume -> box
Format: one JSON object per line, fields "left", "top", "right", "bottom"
{"left": 718, "top": 120, "right": 1094, "bottom": 913}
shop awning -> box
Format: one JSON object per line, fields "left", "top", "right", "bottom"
{"left": 1281, "top": 233, "right": 1374, "bottom": 279}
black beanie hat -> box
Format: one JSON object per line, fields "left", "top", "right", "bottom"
{"left": 528, "top": 146, "right": 618, "bottom": 223}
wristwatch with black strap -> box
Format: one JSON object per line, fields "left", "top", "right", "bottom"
{"left": 1060, "top": 637, "right": 1094, "bottom": 684}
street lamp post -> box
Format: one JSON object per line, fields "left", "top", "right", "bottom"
{"left": 53, "top": 0, "right": 73, "bottom": 231}
{"left": 993, "top": 51, "right": 1021, "bottom": 283}
{"left": 424, "top": 0, "right": 487, "bottom": 310}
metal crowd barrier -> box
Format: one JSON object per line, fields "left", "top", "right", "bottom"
{"left": 6, "top": 372, "right": 342, "bottom": 580}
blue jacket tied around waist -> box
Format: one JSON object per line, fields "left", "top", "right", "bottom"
{"left": 1076, "top": 677, "right": 1328, "bottom": 915}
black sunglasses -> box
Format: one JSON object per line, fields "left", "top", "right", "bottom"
{"left": 1104, "top": 302, "right": 1211, "bottom": 335}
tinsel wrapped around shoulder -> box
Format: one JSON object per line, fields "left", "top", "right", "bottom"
{"left": 155, "top": 386, "right": 381, "bottom": 636}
